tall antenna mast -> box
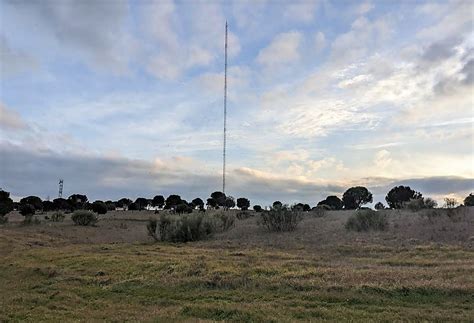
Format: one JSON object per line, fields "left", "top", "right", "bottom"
{"left": 222, "top": 21, "right": 228, "bottom": 194}
{"left": 58, "top": 179, "right": 63, "bottom": 198}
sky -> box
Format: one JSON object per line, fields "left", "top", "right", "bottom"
{"left": 0, "top": 0, "right": 473, "bottom": 206}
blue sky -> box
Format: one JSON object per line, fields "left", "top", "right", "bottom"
{"left": 1, "top": 0, "right": 473, "bottom": 206}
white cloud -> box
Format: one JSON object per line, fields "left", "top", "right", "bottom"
{"left": 256, "top": 31, "right": 302, "bottom": 66}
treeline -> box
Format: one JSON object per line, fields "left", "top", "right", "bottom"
{"left": 0, "top": 185, "right": 473, "bottom": 220}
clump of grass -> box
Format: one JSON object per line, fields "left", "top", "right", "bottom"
{"left": 259, "top": 205, "right": 302, "bottom": 232}
{"left": 71, "top": 210, "right": 98, "bottom": 226}
{"left": 148, "top": 212, "right": 235, "bottom": 242}
{"left": 345, "top": 209, "right": 388, "bottom": 232}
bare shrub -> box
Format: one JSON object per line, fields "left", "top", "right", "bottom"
{"left": 259, "top": 205, "right": 302, "bottom": 232}
{"left": 236, "top": 210, "right": 252, "bottom": 220}
{"left": 404, "top": 198, "right": 425, "bottom": 212}
{"left": 345, "top": 209, "right": 388, "bottom": 232}
{"left": 71, "top": 210, "right": 98, "bottom": 226}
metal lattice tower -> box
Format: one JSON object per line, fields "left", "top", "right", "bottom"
{"left": 222, "top": 21, "right": 228, "bottom": 194}
{"left": 58, "top": 179, "right": 63, "bottom": 198}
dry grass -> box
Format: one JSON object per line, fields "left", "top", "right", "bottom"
{"left": 0, "top": 208, "right": 473, "bottom": 321}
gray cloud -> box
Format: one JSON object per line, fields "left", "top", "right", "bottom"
{"left": 4, "top": 0, "right": 133, "bottom": 73}
{"left": 1, "top": 143, "right": 472, "bottom": 206}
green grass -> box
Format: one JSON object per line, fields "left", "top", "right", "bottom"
{"left": 0, "top": 230, "right": 473, "bottom": 322}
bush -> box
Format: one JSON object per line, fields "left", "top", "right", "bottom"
{"left": 374, "top": 202, "right": 385, "bottom": 210}
{"left": 71, "top": 210, "right": 98, "bottom": 226}
{"left": 312, "top": 205, "right": 328, "bottom": 217}
{"left": 150, "top": 212, "right": 235, "bottom": 243}
{"left": 345, "top": 209, "right": 388, "bottom": 232}
{"left": 259, "top": 205, "right": 302, "bottom": 232}
{"left": 176, "top": 203, "right": 193, "bottom": 214}
{"left": 91, "top": 201, "right": 108, "bottom": 214}
{"left": 0, "top": 216, "right": 8, "bottom": 224}
{"left": 51, "top": 211, "right": 65, "bottom": 222}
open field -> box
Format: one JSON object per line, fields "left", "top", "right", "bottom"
{"left": 1, "top": 209, "right": 473, "bottom": 321}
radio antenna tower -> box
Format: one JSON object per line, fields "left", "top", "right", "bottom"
{"left": 222, "top": 21, "right": 228, "bottom": 193}
{"left": 58, "top": 179, "right": 63, "bottom": 198}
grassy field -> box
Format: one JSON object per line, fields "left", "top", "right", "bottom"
{"left": 1, "top": 209, "right": 473, "bottom": 321}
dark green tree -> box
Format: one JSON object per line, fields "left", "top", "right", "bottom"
{"left": 20, "top": 196, "right": 43, "bottom": 211}
{"left": 0, "top": 190, "right": 14, "bottom": 217}
{"left": 165, "top": 195, "right": 182, "bottom": 209}
{"left": 152, "top": 195, "right": 165, "bottom": 208}
{"left": 464, "top": 193, "right": 474, "bottom": 206}
{"left": 317, "top": 196, "right": 343, "bottom": 210}
{"left": 236, "top": 197, "right": 250, "bottom": 210}
{"left": 385, "top": 186, "right": 422, "bottom": 209}
{"left": 342, "top": 187, "right": 373, "bottom": 209}
{"left": 135, "top": 197, "right": 149, "bottom": 211}
{"left": 91, "top": 201, "right": 108, "bottom": 214}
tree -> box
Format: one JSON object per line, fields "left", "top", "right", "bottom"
{"left": 91, "top": 201, "right": 108, "bottom": 214}
{"left": 211, "top": 191, "right": 226, "bottom": 207}
{"left": 236, "top": 197, "right": 250, "bottom": 210}
{"left": 423, "top": 198, "right": 438, "bottom": 209}
{"left": 20, "top": 196, "right": 43, "bottom": 211}
{"left": 317, "top": 196, "right": 343, "bottom": 210}
{"left": 273, "top": 201, "right": 283, "bottom": 208}
{"left": 42, "top": 200, "right": 54, "bottom": 212}
{"left": 303, "top": 204, "right": 311, "bottom": 212}
{"left": 116, "top": 198, "right": 132, "bottom": 209}
{"left": 67, "top": 194, "right": 88, "bottom": 210}
{"left": 128, "top": 202, "right": 138, "bottom": 211}
{"left": 374, "top": 202, "right": 385, "bottom": 210}
{"left": 207, "top": 198, "right": 218, "bottom": 209}
{"left": 342, "top": 187, "right": 373, "bottom": 209}
{"left": 225, "top": 196, "right": 235, "bottom": 209}
{"left": 464, "top": 193, "right": 474, "bottom": 206}
{"left": 152, "top": 195, "right": 165, "bottom": 208}
{"left": 53, "top": 198, "right": 70, "bottom": 211}
{"left": 105, "top": 200, "right": 116, "bottom": 211}
{"left": 135, "top": 197, "right": 149, "bottom": 211}
{"left": 253, "top": 205, "right": 263, "bottom": 212}
{"left": 0, "top": 190, "right": 14, "bottom": 217}
{"left": 192, "top": 198, "right": 204, "bottom": 210}
{"left": 385, "top": 186, "right": 422, "bottom": 209}
{"left": 19, "top": 204, "right": 35, "bottom": 217}
{"left": 165, "top": 195, "right": 182, "bottom": 209}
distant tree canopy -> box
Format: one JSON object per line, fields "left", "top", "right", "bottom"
{"left": 67, "top": 194, "right": 88, "bottom": 210}
{"left": 342, "top": 187, "right": 373, "bottom": 209}
{"left": 464, "top": 193, "right": 474, "bottom": 206}
{"left": 253, "top": 205, "right": 263, "bottom": 212}
{"left": 116, "top": 198, "right": 132, "bottom": 208}
{"left": 211, "top": 191, "right": 227, "bottom": 207}
{"left": 192, "top": 198, "right": 204, "bottom": 209}
{"left": 385, "top": 186, "right": 422, "bottom": 209}
{"left": 273, "top": 201, "right": 283, "bottom": 208}
{"left": 53, "top": 198, "right": 70, "bottom": 210}
{"left": 105, "top": 200, "right": 116, "bottom": 211}
{"left": 225, "top": 196, "right": 236, "bottom": 209}
{"left": 20, "top": 196, "right": 43, "bottom": 211}
{"left": 0, "top": 190, "right": 14, "bottom": 216}
{"left": 91, "top": 201, "right": 107, "bottom": 214}
{"left": 236, "top": 197, "right": 250, "bottom": 210}
{"left": 128, "top": 202, "right": 138, "bottom": 211}
{"left": 134, "top": 197, "right": 149, "bottom": 211}
{"left": 42, "top": 200, "right": 54, "bottom": 212}
{"left": 207, "top": 198, "right": 218, "bottom": 209}
{"left": 165, "top": 195, "right": 182, "bottom": 209}
{"left": 152, "top": 195, "right": 165, "bottom": 208}
{"left": 317, "top": 196, "right": 343, "bottom": 210}
{"left": 374, "top": 202, "right": 385, "bottom": 210}
{"left": 19, "top": 203, "right": 35, "bottom": 216}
